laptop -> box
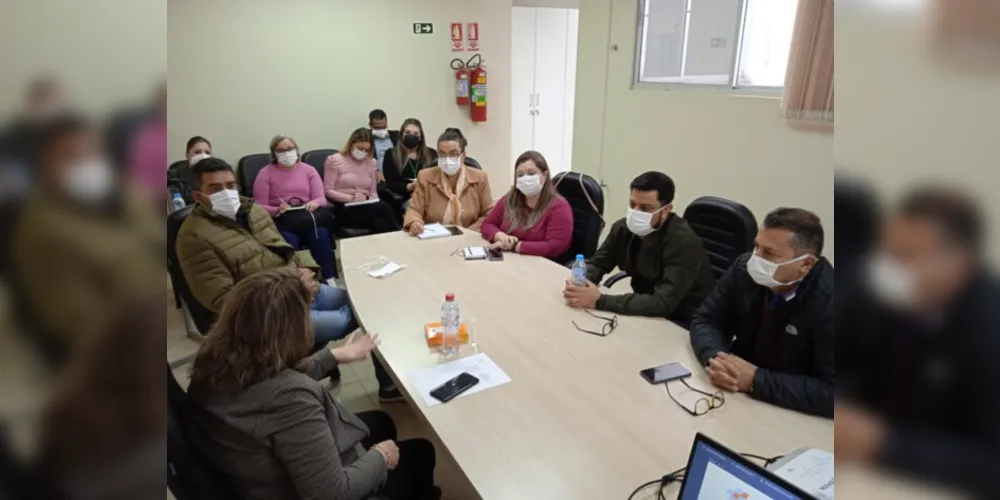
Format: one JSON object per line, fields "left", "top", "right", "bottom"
{"left": 677, "top": 433, "right": 815, "bottom": 500}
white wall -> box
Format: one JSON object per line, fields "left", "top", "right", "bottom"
{"left": 574, "top": 0, "right": 835, "bottom": 260}
{"left": 168, "top": 0, "right": 512, "bottom": 197}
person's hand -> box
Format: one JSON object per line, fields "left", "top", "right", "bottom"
{"left": 514, "top": 242, "right": 522, "bottom": 253}
{"left": 406, "top": 182, "right": 416, "bottom": 193}
{"left": 407, "top": 221, "right": 424, "bottom": 236}
{"left": 714, "top": 353, "right": 758, "bottom": 392}
{"left": 331, "top": 332, "right": 380, "bottom": 363}
{"left": 493, "top": 232, "right": 518, "bottom": 250}
{"left": 706, "top": 355, "right": 740, "bottom": 392}
{"left": 835, "top": 405, "right": 886, "bottom": 463}
{"left": 304, "top": 201, "right": 319, "bottom": 212}
{"left": 297, "top": 268, "right": 320, "bottom": 294}
{"left": 374, "top": 440, "right": 400, "bottom": 470}
{"left": 563, "top": 280, "right": 600, "bottom": 309}
{"left": 377, "top": 171, "right": 386, "bottom": 183}
{"left": 352, "top": 192, "right": 367, "bottom": 202}
{"left": 278, "top": 203, "right": 290, "bottom": 214}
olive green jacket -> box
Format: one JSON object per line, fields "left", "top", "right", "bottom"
{"left": 176, "top": 197, "right": 318, "bottom": 313}
{"left": 586, "top": 214, "right": 715, "bottom": 319}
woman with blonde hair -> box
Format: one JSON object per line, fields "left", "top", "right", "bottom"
{"left": 324, "top": 127, "right": 401, "bottom": 234}
{"left": 480, "top": 150, "right": 573, "bottom": 259}
{"left": 188, "top": 268, "right": 439, "bottom": 500}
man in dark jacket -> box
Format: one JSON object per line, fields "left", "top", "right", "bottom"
{"left": 368, "top": 108, "right": 398, "bottom": 176}
{"left": 837, "top": 187, "right": 1000, "bottom": 497}
{"left": 689, "top": 207, "right": 833, "bottom": 417}
{"left": 564, "top": 171, "right": 715, "bottom": 322}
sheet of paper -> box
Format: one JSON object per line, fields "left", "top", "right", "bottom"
{"left": 463, "top": 246, "right": 486, "bottom": 259}
{"left": 367, "top": 261, "right": 403, "bottom": 278}
{"left": 417, "top": 223, "right": 452, "bottom": 240}
{"left": 344, "top": 198, "right": 380, "bottom": 207}
{"left": 408, "top": 353, "right": 511, "bottom": 407}
{"left": 772, "top": 448, "right": 834, "bottom": 500}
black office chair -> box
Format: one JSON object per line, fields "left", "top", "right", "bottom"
{"left": 168, "top": 160, "right": 195, "bottom": 204}
{"left": 167, "top": 205, "right": 216, "bottom": 335}
{"left": 835, "top": 175, "right": 880, "bottom": 274}
{"left": 103, "top": 107, "right": 149, "bottom": 172}
{"left": 603, "top": 196, "right": 757, "bottom": 287}
{"left": 301, "top": 149, "right": 338, "bottom": 180}
{"left": 552, "top": 172, "right": 605, "bottom": 265}
{"left": 236, "top": 153, "right": 271, "bottom": 195}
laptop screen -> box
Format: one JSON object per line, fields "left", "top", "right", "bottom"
{"left": 679, "top": 439, "right": 808, "bottom": 500}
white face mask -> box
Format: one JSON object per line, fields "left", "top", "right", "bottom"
{"left": 746, "top": 253, "right": 811, "bottom": 288}
{"left": 208, "top": 189, "right": 241, "bottom": 219}
{"left": 626, "top": 206, "right": 666, "bottom": 237}
{"left": 276, "top": 150, "right": 298, "bottom": 167}
{"left": 515, "top": 174, "right": 543, "bottom": 197}
{"left": 62, "top": 157, "right": 113, "bottom": 203}
{"left": 439, "top": 157, "right": 462, "bottom": 176}
{"left": 866, "top": 253, "right": 919, "bottom": 310}
{"left": 189, "top": 153, "right": 210, "bottom": 166}
{"left": 351, "top": 148, "right": 368, "bottom": 161}
{"left": 372, "top": 128, "right": 389, "bottom": 139}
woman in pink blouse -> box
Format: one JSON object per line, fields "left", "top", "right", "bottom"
{"left": 481, "top": 151, "right": 574, "bottom": 261}
{"left": 253, "top": 135, "right": 336, "bottom": 279}
{"left": 323, "top": 128, "right": 400, "bottom": 234}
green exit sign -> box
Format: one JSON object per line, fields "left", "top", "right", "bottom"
{"left": 412, "top": 23, "right": 433, "bottom": 34}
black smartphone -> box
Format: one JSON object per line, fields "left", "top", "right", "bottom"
{"left": 640, "top": 362, "right": 692, "bottom": 384}
{"left": 429, "top": 372, "right": 480, "bottom": 403}
{"left": 487, "top": 246, "right": 504, "bottom": 261}
{"left": 447, "top": 226, "right": 463, "bottom": 236}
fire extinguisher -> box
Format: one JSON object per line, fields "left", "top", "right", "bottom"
{"left": 469, "top": 60, "right": 487, "bottom": 123}
{"left": 451, "top": 58, "right": 470, "bottom": 106}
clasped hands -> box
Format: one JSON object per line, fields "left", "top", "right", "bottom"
{"left": 562, "top": 279, "right": 601, "bottom": 309}
{"left": 705, "top": 352, "right": 757, "bottom": 393}
{"left": 490, "top": 232, "right": 519, "bottom": 252}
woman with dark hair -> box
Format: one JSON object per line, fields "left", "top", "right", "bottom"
{"left": 481, "top": 150, "right": 573, "bottom": 259}
{"left": 403, "top": 127, "right": 493, "bottom": 235}
{"left": 324, "top": 128, "right": 400, "bottom": 234}
{"left": 253, "top": 135, "right": 336, "bottom": 281}
{"left": 380, "top": 118, "right": 437, "bottom": 212}
{"left": 188, "top": 268, "right": 440, "bottom": 500}
{"left": 185, "top": 136, "right": 212, "bottom": 165}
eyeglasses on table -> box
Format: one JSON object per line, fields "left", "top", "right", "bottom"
{"left": 665, "top": 378, "right": 726, "bottom": 417}
{"left": 572, "top": 310, "right": 618, "bottom": 337}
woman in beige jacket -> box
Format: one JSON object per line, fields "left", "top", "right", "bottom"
{"left": 403, "top": 128, "right": 493, "bottom": 235}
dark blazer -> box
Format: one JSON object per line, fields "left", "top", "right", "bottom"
{"left": 380, "top": 147, "right": 438, "bottom": 200}
{"left": 189, "top": 348, "right": 388, "bottom": 500}
{"left": 370, "top": 129, "right": 398, "bottom": 161}
{"left": 689, "top": 253, "right": 834, "bottom": 417}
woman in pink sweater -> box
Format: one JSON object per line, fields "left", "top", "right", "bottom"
{"left": 253, "top": 135, "right": 336, "bottom": 279}
{"left": 323, "top": 128, "right": 400, "bottom": 234}
{"left": 481, "top": 151, "right": 574, "bottom": 261}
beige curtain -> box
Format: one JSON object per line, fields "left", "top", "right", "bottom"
{"left": 781, "top": 0, "right": 834, "bottom": 127}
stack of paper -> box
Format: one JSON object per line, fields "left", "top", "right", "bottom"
{"left": 417, "top": 223, "right": 452, "bottom": 240}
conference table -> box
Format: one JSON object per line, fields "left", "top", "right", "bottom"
{"left": 341, "top": 230, "right": 834, "bottom": 500}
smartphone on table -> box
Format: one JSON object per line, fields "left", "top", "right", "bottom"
{"left": 639, "top": 362, "right": 691, "bottom": 384}
{"left": 487, "top": 246, "right": 504, "bottom": 261}
{"left": 430, "top": 372, "right": 480, "bottom": 403}
{"left": 446, "top": 226, "right": 463, "bottom": 236}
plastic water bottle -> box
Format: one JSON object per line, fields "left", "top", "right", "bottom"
{"left": 441, "top": 293, "right": 461, "bottom": 358}
{"left": 170, "top": 192, "right": 186, "bottom": 213}
{"left": 570, "top": 254, "right": 587, "bottom": 286}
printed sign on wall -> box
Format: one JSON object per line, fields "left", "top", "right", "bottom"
{"left": 412, "top": 23, "right": 433, "bottom": 34}
{"left": 467, "top": 22, "right": 479, "bottom": 51}
{"left": 451, "top": 22, "right": 464, "bottom": 51}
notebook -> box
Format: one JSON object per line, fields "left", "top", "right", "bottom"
{"left": 417, "top": 223, "right": 453, "bottom": 240}
{"left": 344, "top": 198, "right": 380, "bottom": 207}
{"left": 462, "top": 247, "right": 487, "bottom": 260}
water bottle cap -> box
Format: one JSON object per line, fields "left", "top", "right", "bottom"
{"left": 576, "top": 254, "right": 584, "bottom": 260}
{"left": 173, "top": 192, "right": 182, "bottom": 198}
{"left": 445, "top": 293, "right": 455, "bottom": 301}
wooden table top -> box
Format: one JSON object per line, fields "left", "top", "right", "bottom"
{"left": 341, "top": 230, "right": 834, "bottom": 500}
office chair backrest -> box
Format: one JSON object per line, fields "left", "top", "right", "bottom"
{"left": 167, "top": 365, "right": 240, "bottom": 500}
{"left": 301, "top": 149, "right": 338, "bottom": 180}
{"left": 236, "top": 153, "right": 271, "bottom": 195}
{"left": 168, "top": 160, "right": 195, "bottom": 205}
{"left": 552, "top": 172, "right": 605, "bottom": 264}
{"left": 682, "top": 196, "right": 757, "bottom": 279}
{"left": 167, "top": 205, "right": 216, "bottom": 333}
{"left": 103, "top": 107, "right": 149, "bottom": 171}
{"left": 835, "top": 176, "right": 880, "bottom": 273}
{"left": 429, "top": 156, "right": 482, "bottom": 170}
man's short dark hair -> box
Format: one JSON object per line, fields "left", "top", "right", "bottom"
{"left": 629, "top": 171, "right": 675, "bottom": 206}
{"left": 897, "top": 186, "right": 983, "bottom": 254}
{"left": 191, "top": 157, "right": 234, "bottom": 190}
{"left": 763, "top": 208, "right": 824, "bottom": 257}
{"left": 368, "top": 109, "right": 387, "bottom": 122}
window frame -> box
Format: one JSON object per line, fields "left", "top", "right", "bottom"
{"left": 631, "top": 0, "right": 785, "bottom": 95}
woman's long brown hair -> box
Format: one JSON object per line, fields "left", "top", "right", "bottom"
{"left": 188, "top": 268, "right": 315, "bottom": 397}
{"left": 503, "top": 150, "right": 560, "bottom": 231}
{"left": 392, "top": 117, "right": 434, "bottom": 173}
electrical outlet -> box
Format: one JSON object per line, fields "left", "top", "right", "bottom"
{"left": 710, "top": 37, "right": 726, "bottom": 49}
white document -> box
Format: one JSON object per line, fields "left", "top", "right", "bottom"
{"left": 366, "top": 261, "right": 404, "bottom": 278}
{"left": 462, "top": 246, "right": 486, "bottom": 260}
{"left": 408, "top": 353, "right": 511, "bottom": 407}
{"left": 344, "top": 198, "right": 380, "bottom": 207}
{"left": 417, "top": 223, "right": 452, "bottom": 240}
{"left": 772, "top": 448, "right": 834, "bottom": 500}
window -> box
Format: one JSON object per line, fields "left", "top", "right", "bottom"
{"left": 636, "top": 0, "right": 800, "bottom": 88}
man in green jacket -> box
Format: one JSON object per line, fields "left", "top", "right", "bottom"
{"left": 563, "top": 171, "right": 715, "bottom": 323}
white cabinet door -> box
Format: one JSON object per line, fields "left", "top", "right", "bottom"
{"left": 510, "top": 7, "right": 537, "bottom": 170}
{"left": 532, "top": 7, "right": 570, "bottom": 174}
{"left": 561, "top": 8, "right": 578, "bottom": 174}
